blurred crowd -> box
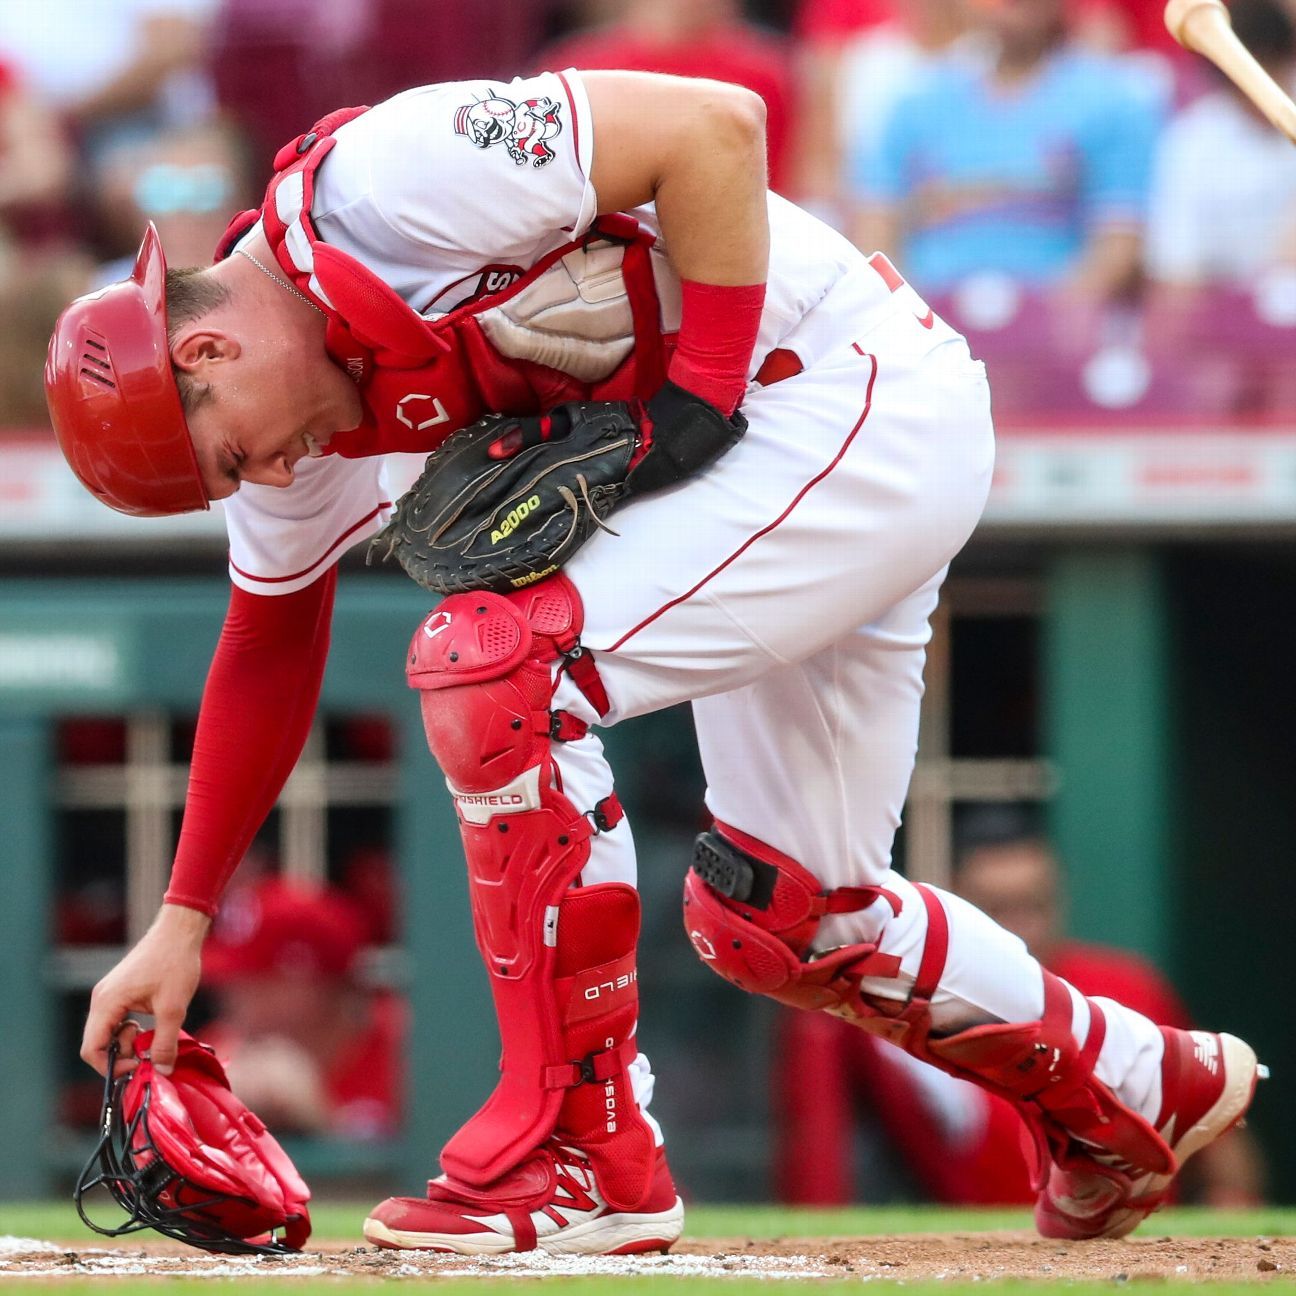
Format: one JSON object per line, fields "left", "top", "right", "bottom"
{"left": 6, "top": 0, "right": 1296, "bottom": 431}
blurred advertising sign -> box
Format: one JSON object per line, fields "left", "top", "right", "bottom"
{"left": 0, "top": 610, "right": 136, "bottom": 707}
{"left": 0, "top": 433, "right": 225, "bottom": 544}
{"left": 2, "top": 427, "right": 1296, "bottom": 538}
{"left": 0, "top": 631, "right": 124, "bottom": 694}
{"left": 986, "top": 429, "right": 1296, "bottom": 528}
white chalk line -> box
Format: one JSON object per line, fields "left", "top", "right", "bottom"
{"left": 0, "top": 1236, "right": 833, "bottom": 1280}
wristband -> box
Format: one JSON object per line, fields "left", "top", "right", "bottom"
{"left": 667, "top": 279, "right": 766, "bottom": 416}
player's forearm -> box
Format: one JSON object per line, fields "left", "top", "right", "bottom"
{"left": 585, "top": 73, "right": 769, "bottom": 415}
{"left": 164, "top": 571, "right": 336, "bottom": 915}
{"left": 153, "top": 901, "right": 213, "bottom": 947}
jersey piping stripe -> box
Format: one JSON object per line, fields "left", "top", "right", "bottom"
{"left": 556, "top": 70, "right": 581, "bottom": 177}
{"left": 230, "top": 500, "right": 392, "bottom": 585}
{"left": 556, "top": 69, "right": 582, "bottom": 233}
{"left": 606, "top": 354, "right": 879, "bottom": 652}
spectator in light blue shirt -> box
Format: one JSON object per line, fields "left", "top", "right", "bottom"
{"left": 849, "top": 0, "right": 1163, "bottom": 311}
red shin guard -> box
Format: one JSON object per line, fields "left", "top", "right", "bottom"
{"left": 550, "top": 883, "right": 655, "bottom": 1209}
{"left": 407, "top": 576, "right": 655, "bottom": 1208}
{"left": 684, "top": 823, "right": 1173, "bottom": 1186}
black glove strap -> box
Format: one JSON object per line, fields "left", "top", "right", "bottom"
{"left": 624, "top": 381, "right": 747, "bottom": 497}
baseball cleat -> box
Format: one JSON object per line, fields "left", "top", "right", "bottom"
{"left": 363, "top": 1141, "right": 683, "bottom": 1256}
{"left": 1036, "top": 1028, "right": 1263, "bottom": 1240}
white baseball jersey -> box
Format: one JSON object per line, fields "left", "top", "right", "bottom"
{"left": 221, "top": 69, "right": 892, "bottom": 595}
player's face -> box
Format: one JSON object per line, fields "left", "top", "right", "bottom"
{"left": 184, "top": 328, "right": 364, "bottom": 501}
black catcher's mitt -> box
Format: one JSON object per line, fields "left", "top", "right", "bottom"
{"left": 369, "top": 382, "right": 745, "bottom": 595}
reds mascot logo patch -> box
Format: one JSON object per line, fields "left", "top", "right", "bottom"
{"left": 454, "top": 94, "right": 563, "bottom": 168}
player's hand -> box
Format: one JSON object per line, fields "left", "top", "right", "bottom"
{"left": 81, "top": 904, "right": 211, "bottom": 1079}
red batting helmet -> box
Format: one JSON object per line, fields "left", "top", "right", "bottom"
{"left": 44, "top": 223, "right": 209, "bottom": 517}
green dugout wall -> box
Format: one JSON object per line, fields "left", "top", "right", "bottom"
{"left": 1042, "top": 546, "right": 1296, "bottom": 1201}
{"left": 1044, "top": 550, "right": 1176, "bottom": 968}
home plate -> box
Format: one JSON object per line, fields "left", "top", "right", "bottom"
{"left": 413, "top": 1252, "right": 830, "bottom": 1279}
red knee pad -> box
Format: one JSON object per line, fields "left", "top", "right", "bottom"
{"left": 682, "top": 824, "right": 902, "bottom": 1012}
{"left": 407, "top": 580, "right": 586, "bottom": 796}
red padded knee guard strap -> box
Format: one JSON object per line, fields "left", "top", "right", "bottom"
{"left": 909, "top": 883, "right": 949, "bottom": 1008}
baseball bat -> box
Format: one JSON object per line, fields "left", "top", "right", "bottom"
{"left": 1164, "top": 0, "right": 1296, "bottom": 144}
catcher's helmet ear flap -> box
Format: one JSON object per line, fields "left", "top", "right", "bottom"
{"left": 44, "top": 223, "right": 210, "bottom": 517}
{"left": 75, "top": 1035, "right": 311, "bottom": 1256}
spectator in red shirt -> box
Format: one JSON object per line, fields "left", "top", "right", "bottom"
{"left": 956, "top": 830, "right": 1191, "bottom": 1027}
{"left": 774, "top": 820, "right": 1264, "bottom": 1206}
{"left": 201, "top": 877, "right": 404, "bottom": 1141}
{"left": 210, "top": 0, "right": 563, "bottom": 163}
{"left": 538, "top": 0, "right": 795, "bottom": 192}
{"left": 793, "top": 0, "right": 895, "bottom": 41}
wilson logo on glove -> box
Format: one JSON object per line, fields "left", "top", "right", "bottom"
{"left": 75, "top": 1032, "right": 311, "bottom": 1255}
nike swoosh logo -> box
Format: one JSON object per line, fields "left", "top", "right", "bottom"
{"left": 917, "top": 308, "right": 935, "bottom": 330}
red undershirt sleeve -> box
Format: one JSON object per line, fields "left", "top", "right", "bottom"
{"left": 164, "top": 569, "right": 337, "bottom": 916}
{"left": 667, "top": 279, "right": 767, "bottom": 416}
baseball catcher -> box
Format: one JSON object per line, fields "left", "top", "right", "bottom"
{"left": 46, "top": 66, "right": 1261, "bottom": 1256}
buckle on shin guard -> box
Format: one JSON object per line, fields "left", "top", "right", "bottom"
{"left": 543, "top": 1038, "right": 638, "bottom": 1090}
{"left": 691, "top": 831, "right": 776, "bottom": 908}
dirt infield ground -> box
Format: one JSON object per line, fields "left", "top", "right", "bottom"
{"left": 2, "top": 1231, "right": 1293, "bottom": 1282}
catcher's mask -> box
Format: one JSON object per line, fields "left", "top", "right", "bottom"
{"left": 74, "top": 1031, "right": 311, "bottom": 1255}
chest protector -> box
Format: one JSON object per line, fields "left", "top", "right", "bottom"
{"left": 217, "top": 108, "right": 677, "bottom": 461}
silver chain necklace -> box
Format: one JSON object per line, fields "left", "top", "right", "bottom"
{"left": 234, "top": 247, "right": 327, "bottom": 317}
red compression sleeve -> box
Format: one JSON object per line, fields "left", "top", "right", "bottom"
{"left": 666, "top": 279, "right": 767, "bottom": 416}
{"left": 164, "top": 570, "right": 336, "bottom": 916}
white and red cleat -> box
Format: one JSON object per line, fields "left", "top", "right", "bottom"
{"left": 363, "top": 1141, "right": 684, "bottom": 1256}
{"left": 1036, "top": 1029, "right": 1264, "bottom": 1240}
